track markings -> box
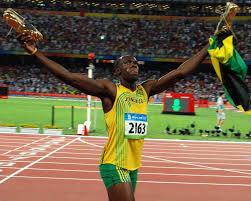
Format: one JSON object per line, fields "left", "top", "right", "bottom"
{"left": 0, "top": 137, "right": 74, "bottom": 184}
{"left": 78, "top": 138, "right": 103, "bottom": 148}
{"left": 0, "top": 174, "right": 250, "bottom": 187}
{"left": 1, "top": 135, "right": 251, "bottom": 190}
{"left": 0, "top": 137, "right": 67, "bottom": 170}
{"left": 2, "top": 166, "right": 251, "bottom": 179}
{"left": 78, "top": 138, "right": 251, "bottom": 176}
{"left": 3, "top": 136, "right": 50, "bottom": 155}
{"left": 180, "top": 143, "right": 188, "bottom": 148}
{"left": 142, "top": 155, "right": 251, "bottom": 175}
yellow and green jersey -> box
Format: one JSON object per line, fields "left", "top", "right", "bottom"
{"left": 100, "top": 83, "right": 148, "bottom": 170}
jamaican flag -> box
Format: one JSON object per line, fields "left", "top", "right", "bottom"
{"left": 208, "top": 31, "right": 251, "bottom": 115}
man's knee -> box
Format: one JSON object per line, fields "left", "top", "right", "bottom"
{"left": 108, "top": 182, "right": 135, "bottom": 201}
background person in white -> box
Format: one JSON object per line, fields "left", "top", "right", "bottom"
{"left": 216, "top": 92, "right": 225, "bottom": 129}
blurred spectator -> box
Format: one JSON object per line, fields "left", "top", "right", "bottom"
{"left": 1, "top": 64, "right": 250, "bottom": 101}
{"left": 0, "top": 13, "right": 250, "bottom": 60}
{"left": 0, "top": 1, "right": 250, "bottom": 16}
{"left": 0, "top": 10, "right": 250, "bottom": 101}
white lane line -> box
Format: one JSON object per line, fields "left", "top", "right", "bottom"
{"left": 0, "top": 149, "right": 11, "bottom": 152}
{"left": 143, "top": 150, "right": 251, "bottom": 157}
{"left": 0, "top": 174, "right": 251, "bottom": 187}
{"left": 2, "top": 136, "right": 50, "bottom": 155}
{"left": 3, "top": 154, "right": 250, "bottom": 163}
{"left": 0, "top": 135, "right": 49, "bottom": 140}
{"left": 1, "top": 166, "right": 251, "bottom": 179}
{"left": 142, "top": 165, "right": 251, "bottom": 172}
{"left": 143, "top": 144, "right": 251, "bottom": 150}
{"left": 139, "top": 172, "right": 251, "bottom": 178}
{"left": 143, "top": 147, "right": 251, "bottom": 154}
{"left": 68, "top": 143, "right": 251, "bottom": 152}
{"left": 78, "top": 138, "right": 103, "bottom": 148}
{"left": 2, "top": 156, "right": 251, "bottom": 167}
{"left": 143, "top": 138, "right": 251, "bottom": 144}
{"left": 138, "top": 180, "right": 251, "bottom": 187}
{"left": 0, "top": 141, "right": 47, "bottom": 145}
{"left": 1, "top": 159, "right": 251, "bottom": 173}
{"left": 78, "top": 138, "right": 251, "bottom": 176}
{"left": 1, "top": 133, "right": 251, "bottom": 145}
{"left": 142, "top": 155, "right": 251, "bottom": 161}
{"left": 142, "top": 155, "right": 251, "bottom": 176}
{"left": 27, "top": 145, "right": 251, "bottom": 155}
{"left": 3, "top": 151, "right": 101, "bottom": 157}
{"left": 0, "top": 138, "right": 47, "bottom": 142}
{"left": 0, "top": 145, "right": 19, "bottom": 148}
{"left": 0, "top": 137, "right": 79, "bottom": 184}
{"left": 143, "top": 161, "right": 251, "bottom": 166}
{"left": 62, "top": 146, "right": 251, "bottom": 154}
{"left": 3, "top": 149, "right": 251, "bottom": 158}
{"left": 3, "top": 139, "right": 248, "bottom": 156}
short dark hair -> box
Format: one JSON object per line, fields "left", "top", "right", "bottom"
{"left": 113, "top": 55, "right": 136, "bottom": 76}
{"left": 113, "top": 55, "right": 132, "bottom": 75}
{"left": 112, "top": 57, "right": 123, "bottom": 76}
{"left": 114, "top": 57, "right": 123, "bottom": 70}
{"left": 219, "top": 92, "right": 225, "bottom": 96}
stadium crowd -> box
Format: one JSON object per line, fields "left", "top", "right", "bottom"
{"left": 0, "top": 13, "right": 250, "bottom": 60}
{"left": 0, "top": 6, "right": 250, "bottom": 102}
{"left": 0, "top": 0, "right": 250, "bottom": 16}
{"left": 1, "top": 64, "right": 250, "bottom": 101}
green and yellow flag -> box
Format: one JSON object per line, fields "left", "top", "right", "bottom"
{"left": 208, "top": 31, "right": 251, "bottom": 115}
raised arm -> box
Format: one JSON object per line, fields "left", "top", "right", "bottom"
{"left": 17, "top": 33, "right": 115, "bottom": 98}
{"left": 143, "top": 44, "right": 209, "bottom": 96}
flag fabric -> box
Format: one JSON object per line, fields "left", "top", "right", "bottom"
{"left": 208, "top": 31, "right": 251, "bottom": 115}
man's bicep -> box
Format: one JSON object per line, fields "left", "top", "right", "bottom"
{"left": 70, "top": 73, "right": 114, "bottom": 98}
{"left": 142, "top": 79, "right": 168, "bottom": 97}
{"left": 142, "top": 80, "right": 159, "bottom": 97}
{"left": 148, "top": 70, "right": 183, "bottom": 96}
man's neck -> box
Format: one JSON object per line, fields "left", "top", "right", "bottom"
{"left": 120, "top": 80, "right": 137, "bottom": 91}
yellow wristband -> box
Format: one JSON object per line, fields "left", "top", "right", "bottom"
{"left": 30, "top": 48, "right": 38, "bottom": 55}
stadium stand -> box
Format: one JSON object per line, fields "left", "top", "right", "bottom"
{"left": 0, "top": 63, "right": 246, "bottom": 102}
{"left": 0, "top": 1, "right": 250, "bottom": 101}
{"left": 0, "top": 0, "right": 250, "bottom": 16}
{"left": 0, "top": 12, "right": 250, "bottom": 59}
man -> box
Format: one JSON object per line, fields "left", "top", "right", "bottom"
{"left": 17, "top": 33, "right": 209, "bottom": 201}
{"left": 216, "top": 92, "right": 225, "bottom": 129}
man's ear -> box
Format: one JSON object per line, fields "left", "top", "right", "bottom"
{"left": 113, "top": 67, "right": 121, "bottom": 77}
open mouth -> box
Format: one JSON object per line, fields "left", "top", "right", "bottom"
{"left": 131, "top": 71, "right": 138, "bottom": 76}
{"left": 130, "top": 68, "right": 138, "bottom": 74}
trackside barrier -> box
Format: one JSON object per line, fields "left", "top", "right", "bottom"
{"left": 51, "top": 105, "right": 102, "bottom": 131}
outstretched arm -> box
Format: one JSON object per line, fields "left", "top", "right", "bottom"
{"left": 17, "top": 34, "right": 115, "bottom": 98}
{"left": 143, "top": 44, "right": 209, "bottom": 96}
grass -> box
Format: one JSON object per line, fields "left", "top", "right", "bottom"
{"left": 0, "top": 96, "right": 250, "bottom": 141}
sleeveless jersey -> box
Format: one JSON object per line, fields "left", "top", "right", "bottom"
{"left": 217, "top": 97, "right": 224, "bottom": 110}
{"left": 100, "top": 83, "right": 148, "bottom": 170}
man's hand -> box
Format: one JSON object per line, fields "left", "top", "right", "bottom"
{"left": 17, "top": 33, "right": 37, "bottom": 55}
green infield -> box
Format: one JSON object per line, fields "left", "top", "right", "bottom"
{"left": 0, "top": 96, "right": 250, "bottom": 141}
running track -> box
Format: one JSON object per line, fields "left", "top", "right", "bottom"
{"left": 0, "top": 133, "right": 251, "bottom": 201}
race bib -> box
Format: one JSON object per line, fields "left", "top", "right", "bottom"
{"left": 124, "top": 113, "right": 148, "bottom": 139}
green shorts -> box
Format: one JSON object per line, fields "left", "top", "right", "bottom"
{"left": 99, "top": 164, "right": 138, "bottom": 192}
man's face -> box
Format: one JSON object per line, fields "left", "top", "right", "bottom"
{"left": 119, "top": 56, "right": 139, "bottom": 82}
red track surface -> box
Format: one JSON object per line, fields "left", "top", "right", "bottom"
{"left": 0, "top": 133, "right": 251, "bottom": 201}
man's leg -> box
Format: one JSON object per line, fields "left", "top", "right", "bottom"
{"left": 216, "top": 112, "right": 220, "bottom": 126}
{"left": 219, "top": 119, "right": 225, "bottom": 126}
{"left": 108, "top": 182, "right": 135, "bottom": 201}
{"left": 216, "top": 118, "right": 220, "bottom": 126}
{"left": 100, "top": 164, "right": 138, "bottom": 201}
{"left": 219, "top": 113, "right": 225, "bottom": 127}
